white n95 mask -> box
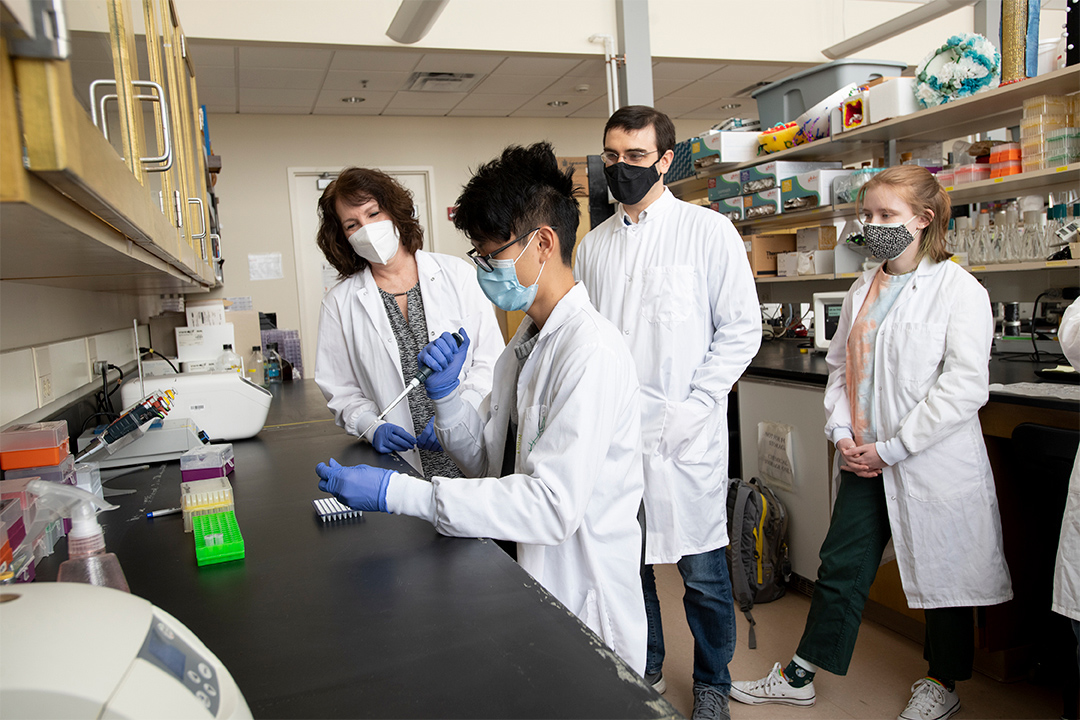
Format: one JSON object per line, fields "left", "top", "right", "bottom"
{"left": 348, "top": 220, "right": 400, "bottom": 265}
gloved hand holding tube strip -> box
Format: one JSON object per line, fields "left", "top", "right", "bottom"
{"left": 315, "top": 458, "right": 437, "bottom": 522}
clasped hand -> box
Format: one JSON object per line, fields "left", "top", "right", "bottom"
{"left": 836, "top": 438, "right": 886, "bottom": 477}
{"left": 316, "top": 458, "right": 392, "bottom": 512}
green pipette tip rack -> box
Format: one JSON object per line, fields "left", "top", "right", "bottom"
{"left": 192, "top": 510, "right": 245, "bottom": 566}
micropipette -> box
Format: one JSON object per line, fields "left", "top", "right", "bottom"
{"left": 359, "top": 332, "right": 464, "bottom": 439}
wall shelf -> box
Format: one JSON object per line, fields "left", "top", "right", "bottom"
{"left": 759, "top": 258, "right": 1079, "bottom": 285}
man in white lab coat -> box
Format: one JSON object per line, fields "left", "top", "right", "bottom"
{"left": 575, "top": 106, "right": 761, "bottom": 720}
{"left": 315, "top": 142, "right": 648, "bottom": 676}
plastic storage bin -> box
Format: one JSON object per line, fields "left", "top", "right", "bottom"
{"left": 935, "top": 170, "right": 955, "bottom": 189}
{"left": 989, "top": 143, "right": 1021, "bottom": 163}
{"left": 0, "top": 422, "right": 69, "bottom": 471}
{"left": 990, "top": 160, "right": 1022, "bottom": 178}
{"left": 1022, "top": 95, "right": 1068, "bottom": 118}
{"left": 954, "top": 164, "right": 991, "bottom": 185}
{"left": 751, "top": 59, "right": 908, "bottom": 128}
{"left": 4, "top": 454, "right": 76, "bottom": 486}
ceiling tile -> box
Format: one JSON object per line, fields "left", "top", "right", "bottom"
{"left": 239, "top": 87, "right": 318, "bottom": 107}
{"left": 414, "top": 53, "right": 505, "bottom": 75}
{"left": 446, "top": 108, "right": 516, "bottom": 117}
{"left": 385, "top": 107, "right": 453, "bottom": 116}
{"left": 654, "top": 97, "right": 713, "bottom": 115}
{"left": 239, "top": 46, "right": 333, "bottom": 70}
{"left": 385, "top": 91, "right": 468, "bottom": 110}
{"left": 541, "top": 75, "right": 605, "bottom": 97}
{"left": 565, "top": 58, "right": 607, "bottom": 77}
{"left": 651, "top": 60, "right": 721, "bottom": 82}
{"left": 314, "top": 90, "right": 395, "bottom": 110}
{"left": 329, "top": 49, "right": 423, "bottom": 73}
{"left": 314, "top": 105, "right": 387, "bottom": 116}
{"left": 679, "top": 97, "right": 759, "bottom": 122}
{"left": 566, "top": 96, "right": 612, "bottom": 119}
{"left": 187, "top": 42, "right": 237, "bottom": 68}
{"left": 492, "top": 56, "right": 583, "bottom": 76}
{"left": 472, "top": 74, "right": 555, "bottom": 95}
{"left": 238, "top": 106, "right": 311, "bottom": 115}
{"left": 198, "top": 86, "right": 238, "bottom": 108}
{"left": 194, "top": 66, "right": 237, "bottom": 89}
{"left": 239, "top": 67, "right": 327, "bottom": 89}
{"left": 654, "top": 78, "right": 694, "bottom": 97}
{"left": 322, "top": 70, "right": 411, "bottom": 93}
{"left": 509, "top": 96, "right": 578, "bottom": 117}
{"left": 666, "top": 79, "right": 749, "bottom": 100}
{"left": 451, "top": 93, "right": 533, "bottom": 111}
{"left": 704, "top": 62, "right": 792, "bottom": 84}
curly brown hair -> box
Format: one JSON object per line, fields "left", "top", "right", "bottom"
{"left": 316, "top": 168, "right": 424, "bottom": 278}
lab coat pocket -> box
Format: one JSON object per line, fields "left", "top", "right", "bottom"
{"left": 899, "top": 425, "right": 984, "bottom": 502}
{"left": 642, "top": 266, "right": 696, "bottom": 326}
{"left": 579, "top": 588, "right": 615, "bottom": 649}
{"left": 893, "top": 322, "right": 947, "bottom": 388}
{"left": 518, "top": 403, "right": 549, "bottom": 466}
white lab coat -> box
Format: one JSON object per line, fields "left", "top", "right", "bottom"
{"left": 1052, "top": 297, "right": 1080, "bottom": 622}
{"left": 314, "top": 250, "right": 503, "bottom": 474}
{"left": 387, "top": 283, "right": 648, "bottom": 674}
{"left": 575, "top": 189, "right": 761, "bottom": 564}
{"left": 824, "top": 257, "right": 1013, "bottom": 609}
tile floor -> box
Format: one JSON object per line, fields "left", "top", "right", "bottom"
{"left": 651, "top": 564, "right": 1064, "bottom": 720}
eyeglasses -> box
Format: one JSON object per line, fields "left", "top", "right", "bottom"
{"left": 600, "top": 149, "right": 658, "bottom": 166}
{"left": 467, "top": 227, "right": 542, "bottom": 272}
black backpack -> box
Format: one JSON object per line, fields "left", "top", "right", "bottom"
{"left": 726, "top": 476, "right": 791, "bottom": 649}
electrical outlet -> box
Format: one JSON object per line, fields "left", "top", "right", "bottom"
{"left": 38, "top": 373, "right": 53, "bottom": 404}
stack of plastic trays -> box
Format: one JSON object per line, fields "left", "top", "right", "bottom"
{"left": 1021, "top": 95, "right": 1069, "bottom": 172}
{"left": 989, "top": 143, "right": 1022, "bottom": 178}
{"left": 192, "top": 510, "right": 245, "bottom": 566}
{"left": 1045, "top": 127, "right": 1080, "bottom": 170}
{"left": 180, "top": 444, "right": 235, "bottom": 483}
{"left": 180, "top": 476, "right": 234, "bottom": 532}
{"left": 0, "top": 421, "right": 70, "bottom": 474}
{"left": 0, "top": 498, "right": 33, "bottom": 582}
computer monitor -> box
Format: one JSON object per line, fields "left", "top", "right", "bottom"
{"left": 813, "top": 291, "right": 848, "bottom": 352}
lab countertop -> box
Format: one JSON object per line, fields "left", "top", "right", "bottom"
{"left": 745, "top": 338, "right": 1079, "bottom": 412}
{"left": 36, "top": 380, "right": 679, "bottom": 720}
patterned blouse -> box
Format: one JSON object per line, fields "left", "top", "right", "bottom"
{"left": 379, "top": 283, "right": 462, "bottom": 480}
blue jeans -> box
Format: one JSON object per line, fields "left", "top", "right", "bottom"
{"left": 641, "top": 547, "right": 736, "bottom": 692}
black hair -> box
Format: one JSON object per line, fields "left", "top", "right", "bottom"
{"left": 604, "top": 105, "right": 676, "bottom": 156}
{"left": 453, "top": 142, "right": 582, "bottom": 267}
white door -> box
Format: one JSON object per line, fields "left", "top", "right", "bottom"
{"left": 287, "top": 167, "right": 435, "bottom": 375}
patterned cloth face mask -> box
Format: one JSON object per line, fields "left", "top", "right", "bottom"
{"left": 863, "top": 217, "right": 919, "bottom": 261}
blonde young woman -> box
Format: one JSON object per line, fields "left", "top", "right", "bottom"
{"left": 731, "top": 165, "right": 1012, "bottom": 720}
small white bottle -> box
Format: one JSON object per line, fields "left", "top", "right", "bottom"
{"left": 216, "top": 343, "right": 244, "bottom": 375}
{"left": 247, "top": 345, "right": 265, "bottom": 386}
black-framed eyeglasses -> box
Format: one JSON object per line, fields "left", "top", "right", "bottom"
{"left": 600, "top": 149, "right": 658, "bottom": 166}
{"left": 467, "top": 227, "right": 544, "bottom": 272}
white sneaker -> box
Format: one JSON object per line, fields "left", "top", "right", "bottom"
{"left": 898, "top": 678, "right": 960, "bottom": 720}
{"left": 730, "top": 662, "right": 816, "bottom": 706}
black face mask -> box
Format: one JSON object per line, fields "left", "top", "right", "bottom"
{"left": 604, "top": 160, "right": 661, "bottom": 206}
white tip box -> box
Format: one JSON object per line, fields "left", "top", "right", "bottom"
{"left": 120, "top": 373, "right": 271, "bottom": 441}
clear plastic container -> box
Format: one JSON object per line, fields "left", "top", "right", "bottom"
{"left": 989, "top": 143, "right": 1021, "bottom": 163}
{"left": 0, "top": 477, "right": 39, "bottom": 522}
{"left": 1, "top": 498, "right": 24, "bottom": 547}
{"left": 935, "top": 170, "right": 955, "bottom": 188}
{"left": 0, "top": 421, "right": 68, "bottom": 453}
{"left": 1022, "top": 94, "right": 1068, "bottom": 118}
{"left": 1021, "top": 115, "right": 1068, "bottom": 138}
{"left": 4, "top": 454, "right": 76, "bottom": 486}
{"left": 180, "top": 475, "right": 234, "bottom": 532}
{"left": 990, "top": 160, "right": 1022, "bottom": 178}
{"left": 954, "top": 164, "right": 991, "bottom": 185}
{"left": 1046, "top": 128, "right": 1080, "bottom": 160}
{"left": 180, "top": 443, "right": 235, "bottom": 482}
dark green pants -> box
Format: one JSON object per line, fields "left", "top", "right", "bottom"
{"left": 795, "top": 470, "right": 974, "bottom": 681}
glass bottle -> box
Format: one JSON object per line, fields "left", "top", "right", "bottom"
{"left": 265, "top": 342, "right": 283, "bottom": 384}
{"left": 215, "top": 343, "right": 244, "bottom": 375}
{"left": 247, "top": 345, "right": 265, "bottom": 386}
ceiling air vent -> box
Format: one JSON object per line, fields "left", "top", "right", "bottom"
{"left": 404, "top": 72, "right": 482, "bottom": 92}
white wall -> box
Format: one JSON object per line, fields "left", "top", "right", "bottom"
{"left": 205, "top": 112, "right": 702, "bottom": 333}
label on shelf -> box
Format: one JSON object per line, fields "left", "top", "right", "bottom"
{"left": 1046, "top": 260, "right": 1069, "bottom": 267}
{"left": 969, "top": 265, "right": 987, "bottom": 271}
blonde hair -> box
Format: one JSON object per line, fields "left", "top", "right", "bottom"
{"left": 857, "top": 165, "right": 951, "bottom": 263}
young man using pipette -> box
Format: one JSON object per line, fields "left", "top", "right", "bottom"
{"left": 315, "top": 142, "right": 648, "bottom": 676}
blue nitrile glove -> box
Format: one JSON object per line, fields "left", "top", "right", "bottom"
{"left": 418, "top": 328, "right": 470, "bottom": 400}
{"left": 372, "top": 422, "right": 416, "bottom": 454}
{"left": 416, "top": 417, "right": 443, "bottom": 452}
{"left": 316, "top": 458, "right": 391, "bottom": 512}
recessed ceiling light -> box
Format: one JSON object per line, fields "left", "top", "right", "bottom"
{"left": 342, "top": 96, "right": 365, "bottom": 103}
{"left": 720, "top": 103, "right": 741, "bottom": 109}
{"left": 547, "top": 100, "right": 569, "bottom": 107}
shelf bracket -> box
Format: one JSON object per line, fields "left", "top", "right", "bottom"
{"left": 885, "top": 139, "right": 898, "bottom": 168}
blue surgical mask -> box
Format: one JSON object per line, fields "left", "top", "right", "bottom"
{"left": 476, "top": 229, "right": 546, "bottom": 312}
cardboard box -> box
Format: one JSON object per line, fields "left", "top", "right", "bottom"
{"left": 225, "top": 310, "right": 262, "bottom": 362}
{"left": 867, "top": 77, "right": 918, "bottom": 124}
{"left": 176, "top": 324, "right": 236, "bottom": 364}
{"left": 746, "top": 233, "right": 797, "bottom": 277}
{"left": 707, "top": 171, "right": 743, "bottom": 201}
{"left": 691, "top": 131, "right": 760, "bottom": 168}
{"left": 741, "top": 160, "right": 842, "bottom": 194}
{"left": 782, "top": 170, "right": 855, "bottom": 211}
{"left": 777, "top": 252, "right": 800, "bottom": 277}
{"left": 796, "top": 225, "right": 839, "bottom": 252}
{"left": 744, "top": 189, "right": 782, "bottom": 220}
{"left": 806, "top": 249, "right": 835, "bottom": 275}
{"left": 710, "top": 196, "right": 744, "bottom": 221}
{"left": 148, "top": 312, "right": 187, "bottom": 357}
{"left": 185, "top": 299, "right": 226, "bottom": 327}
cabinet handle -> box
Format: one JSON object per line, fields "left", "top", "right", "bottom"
{"left": 188, "top": 196, "right": 206, "bottom": 240}
{"left": 89, "top": 79, "right": 173, "bottom": 171}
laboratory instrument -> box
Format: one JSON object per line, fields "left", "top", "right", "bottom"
{"left": 119, "top": 373, "right": 272, "bottom": 441}
{"left": 0, "top": 582, "right": 252, "bottom": 719}
{"left": 360, "top": 331, "right": 464, "bottom": 438}
{"left": 812, "top": 291, "right": 849, "bottom": 351}
{"left": 77, "top": 391, "right": 177, "bottom": 463}
{"left": 78, "top": 419, "right": 208, "bottom": 469}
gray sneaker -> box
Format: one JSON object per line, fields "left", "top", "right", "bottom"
{"left": 692, "top": 682, "right": 731, "bottom": 720}
{"left": 644, "top": 670, "right": 666, "bottom": 694}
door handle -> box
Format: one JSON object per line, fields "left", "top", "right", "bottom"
{"left": 188, "top": 196, "right": 206, "bottom": 240}
{"left": 89, "top": 79, "right": 173, "bottom": 171}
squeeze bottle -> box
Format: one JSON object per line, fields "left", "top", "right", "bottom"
{"left": 27, "top": 479, "right": 130, "bottom": 592}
